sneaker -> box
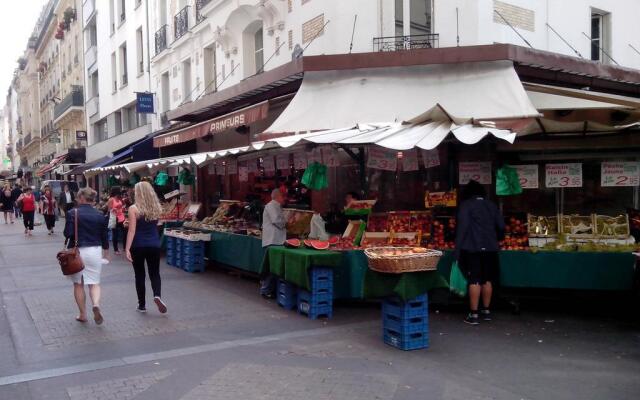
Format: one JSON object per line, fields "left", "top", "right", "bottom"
{"left": 464, "top": 313, "right": 480, "bottom": 325}
{"left": 136, "top": 306, "right": 147, "bottom": 313}
{"left": 154, "top": 297, "right": 167, "bottom": 314}
{"left": 480, "top": 309, "right": 492, "bottom": 321}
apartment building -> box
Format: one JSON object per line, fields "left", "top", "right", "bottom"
{"left": 83, "top": 0, "right": 153, "bottom": 163}
{"left": 3, "top": 84, "right": 20, "bottom": 173}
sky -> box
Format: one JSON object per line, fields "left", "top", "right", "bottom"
{"left": 0, "top": 0, "right": 48, "bottom": 107}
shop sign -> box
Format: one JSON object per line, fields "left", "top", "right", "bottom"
{"left": 421, "top": 149, "right": 440, "bottom": 169}
{"left": 293, "top": 152, "right": 307, "bottom": 170}
{"left": 75, "top": 130, "right": 87, "bottom": 141}
{"left": 513, "top": 164, "right": 539, "bottom": 189}
{"left": 322, "top": 147, "right": 340, "bottom": 167}
{"left": 262, "top": 156, "right": 275, "bottom": 172}
{"left": 545, "top": 163, "right": 582, "bottom": 188}
{"left": 401, "top": 149, "right": 419, "bottom": 172}
{"left": 459, "top": 162, "right": 492, "bottom": 185}
{"left": 601, "top": 162, "right": 640, "bottom": 187}
{"left": 308, "top": 148, "right": 322, "bottom": 164}
{"left": 276, "top": 154, "right": 290, "bottom": 171}
{"left": 136, "top": 92, "right": 155, "bottom": 114}
{"left": 367, "top": 147, "right": 398, "bottom": 171}
{"left": 238, "top": 166, "right": 248, "bottom": 182}
{"left": 227, "top": 159, "right": 238, "bottom": 175}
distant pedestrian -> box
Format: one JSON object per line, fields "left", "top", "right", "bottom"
{"left": 12, "top": 184, "right": 22, "bottom": 219}
{"left": 40, "top": 186, "right": 57, "bottom": 235}
{"left": 259, "top": 188, "right": 287, "bottom": 297}
{"left": 58, "top": 184, "right": 75, "bottom": 215}
{"left": 107, "top": 187, "right": 126, "bottom": 255}
{"left": 17, "top": 187, "right": 37, "bottom": 236}
{"left": 0, "top": 184, "right": 15, "bottom": 224}
{"left": 455, "top": 180, "right": 505, "bottom": 325}
{"left": 125, "top": 182, "right": 167, "bottom": 314}
{"left": 64, "top": 187, "right": 109, "bottom": 325}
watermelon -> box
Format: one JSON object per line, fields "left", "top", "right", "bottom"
{"left": 285, "top": 238, "right": 302, "bottom": 248}
{"left": 328, "top": 236, "right": 339, "bottom": 245}
{"left": 304, "top": 239, "right": 330, "bottom": 250}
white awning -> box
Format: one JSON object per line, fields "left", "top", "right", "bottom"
{"left": 265, "top": 60, "right": 540, "bottom": 134}
{"left": 523, "top": 83, "right": 640, "bottom": 110}
{"left": 526, "top": 90, "right": 634, "bottom": 110}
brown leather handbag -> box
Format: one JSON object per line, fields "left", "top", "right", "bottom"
{"left": 57, "top": 209, "right": 84, "bottom": 276}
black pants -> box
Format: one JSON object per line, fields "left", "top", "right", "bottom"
{"left": 112, "top": 222, "right": 126, "bottom": 251}
{"left": 23, "top": 211, "right": 34, "bottom": 231}
{"left": 131, "top": 247, "right": 162, "bottom": 308}
{"left": 44, "top": 214, "right": 56, "bottom": 230}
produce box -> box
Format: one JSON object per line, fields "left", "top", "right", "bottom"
{"left": 345, "top": 199, "right": 377, "bottom": 216}
{"left": 388, "top": 212, "right": 412, "bottom": 232}
{"left": 424, "top": 190, "right": 457, "bottom": 208}
{"left": 342, "top": 220, "right": 366, "bottom": 246}
{"left": 560, "top": 214, "right": 594, "bottom": 237}
{"left": 594, "top": 214, "right": 630, "bottom": 238}
{"left": 409, "top": 211, "right": 432, "bottom": 240}
{"left": 527, "top": 214, "right": 559, "bottom": 237}
{"left": 367, "top": 213, "right": 388, "bottom": 232}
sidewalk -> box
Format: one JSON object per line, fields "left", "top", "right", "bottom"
{"left": 0, "top": 221, "right": 638, "bottom": 399}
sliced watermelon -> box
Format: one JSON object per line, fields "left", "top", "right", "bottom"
{"left": 328, "top": 236, "right": 339, "bottom": 245}
{"left": 285, "top": 238, "right": 302, "bottom": 248}
{"left": 304, "top": 239, "right": 330, "bottom": 250}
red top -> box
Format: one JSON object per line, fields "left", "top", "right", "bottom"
{"left": 22, "top": 194, "right": 35, "bottom": 212}
{"left": 110, "top": 197, "right": 125, "bottom": 223}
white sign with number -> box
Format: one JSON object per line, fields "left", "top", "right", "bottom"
{"left": 513, "top": 164, "right": 539, "bottom": 189}
{"left": 293, "top": 152, "right": 307, "bottom": 170}
{"left": 238, "top": 166, "right": 248, "bottom": 182}
{"left": 601, "top": 162, "right": 640, "bottom": 187}
{"left": 215, "top": 163, "right": 225, "bottom": 176}
{"left": 367, "top": 147, "right": 398, "bottom": 171}
{"left": 262, "top": 156, "right": 275, "bottom": 172}
{"left": 401, "top": 149, "right": 419, "bottom": 172}
{"left": 322, "top": 147, "right": 340, "bottom": 167}
{"left": 459, "top": 162, "right": 492, "bottom": 185}
{"left": 247, "top": 159, "right": 259, "bottom": 173}
{"left": 421, "top": 149, "right": 440, "bottom": 169}
{"left": 545, "top": 163, "right": 583, "bottom": 188}
{"left": 276, "top": 154, "right": 289, "bottom": 171}
{"left": 227, "top": 159, "right": 238, "bottom": 175}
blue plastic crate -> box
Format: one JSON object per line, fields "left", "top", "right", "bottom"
{"left": 277, "top": 280, "right": 298, "bottom": 310}
{"left": 383, "top": 314, "right": 428, "bottom": 335}
{"left": 383, "top": 328, "right": 429, "bottom": 351}
{"left": 297, "top": 301, "right": 333, "bottom": 320}
{"left": 183, "top": 262, "right": 205, "bottom": 273}
{"left": 382, "top": 294, "right": 428, "bottom": 319}
{"left": 310, "top": 267, "right": 333, "bottom": 280}
{"left": 297, "top": 289, "right": 332, "bottom": 306}
{"left": 181, "top": 241, "right": 205, "bottom": 250}
{"left": 310, "top": 277, "right": 333, "bottom": 291}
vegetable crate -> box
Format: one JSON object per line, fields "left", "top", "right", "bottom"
{"left": 165, "top": 236, "right": 177, "bottom": 267}
{"left": 297, "top": 267, "right": 334, "bottom": 320}
{"left": 382, "top": 294, "right": 429, "bottom": 350}
{"left": 277, "top": 279, "right": 297, "bottom": 310}
{"left": 177, "top": 239, "right": 206, "bottom": 273}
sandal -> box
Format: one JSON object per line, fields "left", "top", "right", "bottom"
{"left": 75, "top": 316, "right": 88, "bottom": 323}
{"left": 92, "top": 306, "right": 104, "bottom": 325}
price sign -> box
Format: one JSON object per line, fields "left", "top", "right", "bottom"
{"left": 307, "top": 148, "right": 322, "bottom": 164}
{"left": 238, "top": 166, "right": 248, "bottom": 182}
{"left": 459, "top": 162, "right": 492, "bottom": 185}
{"left": 545, "top": 163, "right": 582, "bottom": 188}
{"left": 215, "top": 163, "right": 225, "bottom": 176}
{"left": 322, "top": 147, "right": 340, "bottom": 167}
{"left": 401, "top": 149, "right": 419, "bottom": 172}
{"left": 601, "top": 162, "right": 640, "bottom": 187}
{"left": 293, "top": 152, "right": 307, "bottom": 170}
{"left": 208, "top": 163, "right": 216, "bottom": 175}
{"left": 276, "top": 154, "right": 290, "bottom": 171}
{"left": 513, "top": 164, "right": 539, "bottom": 189}
{"left": 421, "top": 149, "right": 440, "bottom": 169}
{"left": 247, "top": 159, "right": 259, "bottom": 173}
{"left": 367, "top": 147, "right": 398, "bottom": 171}
{"left": 227, "top": 159, "right": 238, "bottom": 175}
{"left": 262, "top": 156, "right": 275, "bottom": 172}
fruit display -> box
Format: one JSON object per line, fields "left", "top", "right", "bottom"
{"left": 328, "top": 236, "right": 340, "bottom": 245}
{"left": 424, "top": 190, "right": 457, "bottom": 208}
{"left": 560, "top": 214, "right": 594, "bottom": 236}
{"left": 527, "top": 214, "right": 559, "bottom": 237}
{"left": 159, "top": 199, "right": 179, "bottom": 221}
{"left": 367, "top": 214, "right": 388, "bottom": 232}
{"left": 409, "top": 211, "right": 433, "bottom": 242}
{"left": 388, "top": 212, "right": 412, "bottom": 232}
{"left": 501, "top": 215, "right": 529, "bottom": 250}
{"left": 345, "top": 200, "right": 377, "bottom": 215}
{"left": 304, "top": 239, "right": 330, "bottom": 250}
{"left": 594, "top": 214, "right": 630, "bottom": 238}
{"left": 428, "top": 217, "right": 456, "bottom": 249}
{"left": 332, "top": 237, "right": 360, "bottom": 250}
{"left": 285, "top": 238, "right": 302, "bottom": 248}
{"left": 164, "top": 228, "right": 211, "bottom": 241}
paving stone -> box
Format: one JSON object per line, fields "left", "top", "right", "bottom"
{"left": 66, "top": 370, "right": 172, "bottom": 400}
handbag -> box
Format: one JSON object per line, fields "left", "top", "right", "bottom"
{"left": 57, "top": 209, "right": 84, "bottom": 276}
{"left": 108, "top": 210, "right": 117, "bottom": 229}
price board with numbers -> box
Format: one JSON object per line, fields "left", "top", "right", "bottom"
{"left": 545, "top": 163, "right": 582, "bottom": 188}
{"left": 601, "top": 162, "right": 640, "bottom": 187}
{"left": 421, "top": 149, "right": 440, "bottom": 169}
{"left": 458, "top": 162, "right": 492, "bottom": 185}
{"left": 401, "top": 149, "right": 419, "bottom": 171}
{"left": 513, "top": 164, "right": 539, "bottom": 189}
{"left": 367, "top": 147, "right": 398, "bottom": 171}
{"left": 293, "top": 152, "right": 307, "bottom": 170}
{"left": 276, "top": 154, "right": 290, "bottom": 171}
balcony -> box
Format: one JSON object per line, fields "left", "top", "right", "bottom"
{"left": 86, "top": 95, "right": 99, "bottom": 117}
{"left": 54, "top": 86, "right": 84, "bottom": 122}
{"left": 372, "top": 34, "right": 439, "bottom": 52}
{"left": 196, "top": 0, "right": 212, "bottom": 24}
{"left": 155, "top": 24, "right": 169, "bottom": 55}
{"left": 174, "top": 6, "right": 190, "bottom": 42}
{"left": 85, "top": 44, "right": 97, "bottom": 70}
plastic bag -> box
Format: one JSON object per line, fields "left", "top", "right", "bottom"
{"left": 449, "top": 261, "right": 468, "bottom": 297}
{"left": 496, "top": 165, "right": 523, "bottom": 196}
{"left": 108, "top": 211, "right": 117, "bottom": 229}
{"left": 309, "top": 213, "right": 329, "bottom": 241}
{"left": 301, "top": 162, "right": 328, "bottom": 190}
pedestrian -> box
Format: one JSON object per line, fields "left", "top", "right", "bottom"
{"left": 16, "top": 187, "right": 37, "bottom": 236}
{"left": 0, "top": 184, "right": 15, "bottom": 224}
{"left": 107, "top": 186, "right": 126, "bottom": 255}
{"left": 58, "top": 183, "right": 75, "bottom": 216}
{"left": 40, "top": 186, "right": 57, "bottom": 235}
{"left": 64, "top": 187, "right": 109, "bottom": 325}
{"left": 259, "top": 188, "right": 287, "bottom": 297}
{"left": 455, "top": 180, "right": 505, "bottom": 325}
{"left": 12, "top": 184, "right": 22, "bottom": 219}
{"left": 125, "top": 181, "right": 167, "bottom": 314}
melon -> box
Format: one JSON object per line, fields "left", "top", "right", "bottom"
{"left": 304, "top": 239, "right": 330, "bottom": 250}
{"left": 285, "top": 238, "right": 302, "bottom": 248}
{"left": 328, "top": 236, "right": 340, "bottom": 245}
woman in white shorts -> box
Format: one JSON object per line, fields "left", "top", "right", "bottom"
{"left": 64, "top": 187, "right": 110, "bottom": 324}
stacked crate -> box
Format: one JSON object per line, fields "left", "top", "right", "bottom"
{"left": 382, "top": 294, "right": 429, "bottom": 350}
{"left": 297, "top": 267, "right": 333, "bottom": 320}
{"left": 180, "top": 240, "right": 206, "bottom": 273}
{"left": 165, "top": 236, "right": 177, "bottom": 267}
{"left": 277, "top": 279, "right": 297, "bottom": 310}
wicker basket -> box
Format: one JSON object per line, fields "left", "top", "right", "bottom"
{"left": 364, "top": 247, "right": 443, "bottom": 273}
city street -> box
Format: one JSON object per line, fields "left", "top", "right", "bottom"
{"left": 0, "top": 222, "right": 637, "bottom": 400}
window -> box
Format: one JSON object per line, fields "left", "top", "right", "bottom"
{"left": 395, "top": 0, "right": 432, "bottom": 36}
{"left": 182, "top": 58, "right": 192, "bottom": 102}
{"left": 161, "top": 72, "right": 170, "bottom": 112}
{"left": 109, "top": 0, "right": 115, "bottom": 34}
{"left": 395, "top": 0, "right": 403, "bottom": 36}
{"left": 591, "top": 14, "right": 602, "bottom": 61}
{"left": 90, "top": 71, "right": 99, "bottom": 98}
{"left": 111, "top": 52, "right": 117, "bottom": 92}
{"left": 114, "top": 110, "right": 122, "bottom": 135}
{"left": 203, "top": 45, "right": 217, "bottom": 94}
{"left": 118, "top": 0, "right": 126, "bottom": 24}
{"left": 120, "top": 42, "right": 128, "bottom": 86}
{"left": 136, "top": 27, "right": 144, "bottom": 75}
{"left": 254, "top": 28, "right": 264, "bottom": 73}
{"left": 590, "top": 10, "right": 610, "bottom": 63}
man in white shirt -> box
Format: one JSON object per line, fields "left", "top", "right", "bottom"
{"left": 260, "top": 189, "right": 287, "bottom": 297}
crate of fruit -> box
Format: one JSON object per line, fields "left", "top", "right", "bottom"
{"left": 594, "top": 214, "right": 630, "bottom": 238}
{"left": 364, "top": 247, "right": 443, "bottom": 273}
{"left": 527, "top": 214, "right": 559, "bottom": 237}
{"left": 388, "top": 212, "right": 412, "bottom": 232}
{"left": 367, "top": 213, "right": 388, "bottom": 232}
{"left": 560, "top": 214, "right": 595, "bottom": 238}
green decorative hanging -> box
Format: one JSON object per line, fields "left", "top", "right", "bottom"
{"left": 496, "top": 164, "right": 523, "bottom": 196}
{"left": 129, "top": 172, "right": 141, "bottom": 185}
{"left": 106, "top": 175, "right": 119, "bottom": 187}
{"left": 177, "top": 169, "right": 195, "bottom": 185}
{"left": 155, "top": 171, "right": 169, "bottom": 186}
{"left": 301, "top": 162, "right": 328, "bottom": 191}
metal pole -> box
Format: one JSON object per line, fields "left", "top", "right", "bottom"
{"left": 546, "top": 23, "right": 583, "bottom": 58}
{"left": 456, "top": 8, "right": 459, "bottom": 46}
{"left": 581, "top": 32, "right": 619, "bottom": 65}
{"left": 494, "top": 9, "right": 533, "bottom": 48}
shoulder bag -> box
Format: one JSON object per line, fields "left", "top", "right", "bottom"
{"left": 57, "top": 209, "right": 84, "bottom": 276}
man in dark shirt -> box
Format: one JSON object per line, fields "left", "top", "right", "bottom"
{"left": 455, "top": 180, "right": 505, "bottom": 325}
{"left": 11, "top": 184, "right": 22, "bottom": 219}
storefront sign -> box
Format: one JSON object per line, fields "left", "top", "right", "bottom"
{"left": 514, "top": 164, "right": 539, "bottom": 189}
{"left": 421, "top": 149, "right": 440, "bottom": 169}
{"left": 276, "top": 154, "right": 290, "bottom": 171}
{"left": 545, "top": 163, "right": 582, "bottom": 188}
{"left": 367, "top": 148, "right": 398, "bottom": 171}
{"left": 293, "top": 152, "right": 307, "bottom": 170}
{"left": 153, "top": 101, "right": 269, "bottom": 148}
{"left": 238, "top": 166, "right": 248, "bottom": 182}
{"left": 601, "top": 162, "right": 640, "bottom": 187}
{"left": 322, "top": 147, "right": 340, "bottom": 167}
{"left": 75, "top": 130, "right": 87, "bottom": 141}
{"left": 262, "top": 156, "right": 275, "bottom": 172}
{"left": 136, "top": 92, "right": 155, "bottom": 114}
{"left": 401, "top": 150, "right": 419, "bottom": 172}
{"left": 459, "top": 162, "right": 492, "bottom": 185}
{"left": 227, "top": 159, "right": 238, "bottom": 175}
{"left": 308, "top": 148, "right": 322, "bottom": 164}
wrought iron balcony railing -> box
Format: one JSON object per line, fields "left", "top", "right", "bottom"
{"left": 196, "top": 0, "right": 212, "bottom": 24}
{"left": 174, "top": 6, "right": 190, "bottom": 41}
{"left": 155, "top": 24, "right": 169, "bottom": 55}
{"left": 54, "top": 85, "right": 84, "bottom": 120}
{"left": 373, "top": 34, "right": 439, "bottom": 52}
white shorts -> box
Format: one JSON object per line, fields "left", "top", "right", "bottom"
{"left": 68, "top": 246, "right": 103, "bottom": 285}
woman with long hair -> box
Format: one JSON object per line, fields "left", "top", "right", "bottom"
{"left": 0, "top": 184, "right": 15, "bottom": 224}
{"left": 17, "top": 187, "right": 37, "bottom": 236}
{"left": 107, "top": 186, "right": 126, "bottom": 254}
{"left": 125, "top": 182, "right": 167, "bottom": 314}
{"left": 40, "top": 186, "right": 57, "bottom": 235}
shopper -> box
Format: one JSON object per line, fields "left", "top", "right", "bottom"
{"left": 125, "top": 181, "right": 167, "bottom": 314}
{"left": 17, "top": 187, "right": 37, "bottom": 236}
{"left": 0, "top": 184, "right": 15, "bottom": 224}
{"left": 455, "top": 180, "right": 505, "bottom": 325}
{"left": 40, "top": 186, "right": 57, "bottom": 235}
{"left": 12, "top": 184, "right": 22, "bottom": 219}
{"left": 107, "top": 186, "right": 126, "bottom": 255}
{"left": 58, "top": 184, "right": 75, "bottom": 215}
{"left": 64, "top": 187, "right": 109, "bottom": 325}
{"left": 259, "top": 188, "right": 287, "bottom": 297}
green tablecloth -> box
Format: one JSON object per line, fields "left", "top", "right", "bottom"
{"left": 363, "top": 269, "right": 449, "bottom": 301}
{"left": 264, "top": 246, "right": 343, "bottom": 290}
{"left": 207, "top": 232, "right": 266, "bottom": 274}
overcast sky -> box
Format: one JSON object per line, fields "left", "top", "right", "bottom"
{"left": 0, "top": 0, "right": 47, "bottom": 107}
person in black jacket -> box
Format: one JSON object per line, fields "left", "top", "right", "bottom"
{"left": 455, "top": 180, "right": 505, "bottom": 325}
{"left": 58, "top": 184, "right": 76, "bottom": 215}
{"left": 11, "top": 184, "right": 22, "bottom": 219}
{"left": 64, "top": 187, "right": 109, "bottom": 325}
